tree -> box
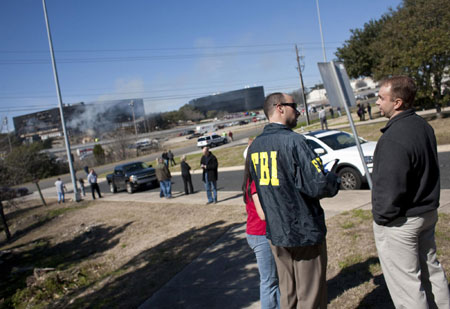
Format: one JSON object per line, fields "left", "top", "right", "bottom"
{"left": 336, "top": 18, "right": 388, "bottom": 78}
{"left": 372, "top": 0, "right": 450, "bottom": 109}
{"left": 93, "top": 144, "right": 105, "bottom": 165}
{"left": 335, "top": 0, "right": 450, "bottom": 109}
{"left": 2, "top": 143, "right": 62, "bottom": 185}
{"left": 178, "top": 104, "right": 204, "bottom": 121}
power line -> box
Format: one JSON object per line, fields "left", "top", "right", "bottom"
{"left": 0, "top": 41, "right": 344, "bottom": 54}
{"left": 0, "top": 45, "right": 342, "bottom": 65}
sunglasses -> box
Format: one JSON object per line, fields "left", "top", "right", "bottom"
{"left": 274, "top": 102, "right": 298, "bottom": 110}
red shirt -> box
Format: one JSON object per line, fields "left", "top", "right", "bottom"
{"left": 245, "top": 180, "right": 267, "bottom": 235}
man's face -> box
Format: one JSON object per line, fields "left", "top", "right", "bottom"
{"left": 202, "top": 147, "right": 209, "bottom": 156}
{"left": 376, "top": 85, "right": 396, "bottom": 119}
{"left": 282, "top": 94, "right": 300, "bottom": 128}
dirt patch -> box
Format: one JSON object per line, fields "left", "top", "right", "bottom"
{"left": 0, "top": 199, "right": 246, "bottom": 308}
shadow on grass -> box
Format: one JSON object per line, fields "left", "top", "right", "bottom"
{"left": 60, "top": 221, "right": 259, "bottom": 309}
{"left": 4, "top": 203, "right": 42, "bottom": 222}
{"left": 328, "top": 256, "right": 394, "bottom": 308}
{"left": 0, "top": 222, "right": 133, "bottom": 308}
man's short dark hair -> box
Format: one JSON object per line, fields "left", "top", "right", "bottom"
{"left": 264, "top": 92, "right": 284, "bottom": 119}
{"left": 380, "top": 76, "right": 417, "bottom": 108}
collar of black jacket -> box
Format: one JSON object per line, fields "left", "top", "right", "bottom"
{"left": 380, "top": 108, "right": 416, "bottom": 133}
{"left": 264, "top": 122, "right": 293, "bottom": 132}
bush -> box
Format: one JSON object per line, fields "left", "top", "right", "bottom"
{"left": 93, "top": 144, "right": 105, "bottom": 165}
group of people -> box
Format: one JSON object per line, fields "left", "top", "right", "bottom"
{"left": 243, "top": 76, "right": 449, "bottom": 308}
{"left": 154, "top": 146, "right": 219, "bottom": 204}
{"left": 221, "top": 130, "right": 234, "bottom": 142}
{"left": 161, "top": 149, "right": 176, "bottom": 167}
{"left": 54, "top": 167, "right": 102, "bottom": 202}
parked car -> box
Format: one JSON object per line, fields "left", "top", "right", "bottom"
{"left": 106, "top": 161, "right": 158, "bottom": 194}
{"left": 302, "top": 130, "right": 376, "bottom": 190}
{"left": 0, "top": 186, "right": 30, "bottom": 200}
{"left": 197, "top": 134, "right": 228, "bottom": 148}
{"left": 186, "top": 132, "right": 202, "bottom": 139}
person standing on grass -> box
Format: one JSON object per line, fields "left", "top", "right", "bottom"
{"left": 55, "top": 178, "right": 66, "bottom": 204}
{"left": 319, "top": 106, "right": 328, "bottom": 130}
{"left": 372, "top": 75, "right": 450, "bottom": 308}
{"left": 243, "top": 144, "right": 280, "bottom": 309}
{"left": 248, "top": 92, "right": 340, "bottom": 308}
{"left": 366, "top": 102, "right": 373, "bottom": 120}
{"left": 87, "top": 169, "right": 102, "bottom": 199}
{"left": 180, "top": 155, "right": 194, "bottom": 195}
{"left": 200, "top": 146, "right": 218, "bottom": 204}
{"left": 168, "top": 150, "right": 176, "bottom": 166}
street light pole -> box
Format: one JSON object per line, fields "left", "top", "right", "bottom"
{"left": 42, "top": 0, "right": 80, "bottom": 202}
{"left": 129, "top": 100, "right": 138, "bottom": 135}
{"left": 315, "top": 0, "right": 327, "bottom": 62}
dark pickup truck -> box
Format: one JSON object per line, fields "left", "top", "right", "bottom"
{"left": 106, "top": 161, "right": 158, "bottom": 194}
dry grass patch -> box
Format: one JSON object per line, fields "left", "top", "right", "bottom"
{"left": 326, "top": 209, "right": 450, "bottom": 308}
{"left": 2, "top": 200, "right": 450, "bottom": 308}
{"left": 0, "top": 199, "right": 246, "bottom": 308}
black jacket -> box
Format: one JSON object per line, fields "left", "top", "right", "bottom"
{"left": 248, "top": 123, "right": 340, "bottom": 247}
{"left": 181, "top": 161, "right": 191, "bottom": 177}
{"left": 372, "top": 109, "right": 440, "bottom": 225}
{"left": 201, "top": 153, "right": 218, "bottom": 182}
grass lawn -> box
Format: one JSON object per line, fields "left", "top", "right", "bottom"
{"left": 165, "top": 144, "right": 248, "bottom": 174}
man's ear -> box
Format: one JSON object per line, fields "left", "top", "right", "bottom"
{"left": 393, "top": 98, "right": 404, "bottom": 111}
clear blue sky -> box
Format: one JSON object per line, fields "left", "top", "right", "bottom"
{"left": 0, "top": 0, "right": 401, "bottom": 131}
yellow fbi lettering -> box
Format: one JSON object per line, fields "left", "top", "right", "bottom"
{"left": 251, "top": 151, "right": 279, "bottom": 186}
{"left": 311, "top": 157, "right": 323, "bottom": 173}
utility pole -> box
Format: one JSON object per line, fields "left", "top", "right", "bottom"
{"left": 42, "top": 0, "right": 80, "bottom": 202}
{"left": 129, "top": 100, "right": 138, "bottom": 135}
{"left": 295, "top": 45, "right": 310, "bottom": 125}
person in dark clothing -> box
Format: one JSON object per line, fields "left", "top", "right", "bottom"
{"left": 248, "top": 92, "right": 340, "bottom": 308}
{"left": 180, "top": 155, "right": 194, "bottom": 195}
{"left": 372, "top": 76, "right": 449, "bottom": 308}
{"left": 366, "top": 102, "right": 373, "bottom": 120}
{"left": 168, "top": 150, "right": 176, "bottom": 166}
{"left": 357, "top": 102, "right": 365, "bottom": 121}
{"left": 161, "top": 150, "right": 169, "bottom": 166}
{"left": 200, "top": 147, "right": 218, "bottom": 204}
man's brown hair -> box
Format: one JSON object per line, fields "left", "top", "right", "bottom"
{"left": 264, "top": 92, "right": 284, "bottom": 119}
{"left": 380, "top": 76, "right": 417, "bottom": 108}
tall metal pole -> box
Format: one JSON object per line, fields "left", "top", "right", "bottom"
{"left": 295, "top": 45, "right": 310, "bottom": 125}
{"left": 42, "top": 0, "right": 80, "bottom": 202}
{"left": 315, "top": 0, "right": 327, "bottom": 62}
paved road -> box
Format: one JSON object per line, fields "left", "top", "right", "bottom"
{"left": 22, "top": 124, "right": 264, "bottom": 193}
{"left": 94, "top": 150, "right": 450, "bottom": 196}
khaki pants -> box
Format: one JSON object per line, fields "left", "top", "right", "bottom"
{"left": 373, "top": 210, "right": 450, "bottom": 308}
{"left": 269, "top": 241, "right": 327, "bottom": 309}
